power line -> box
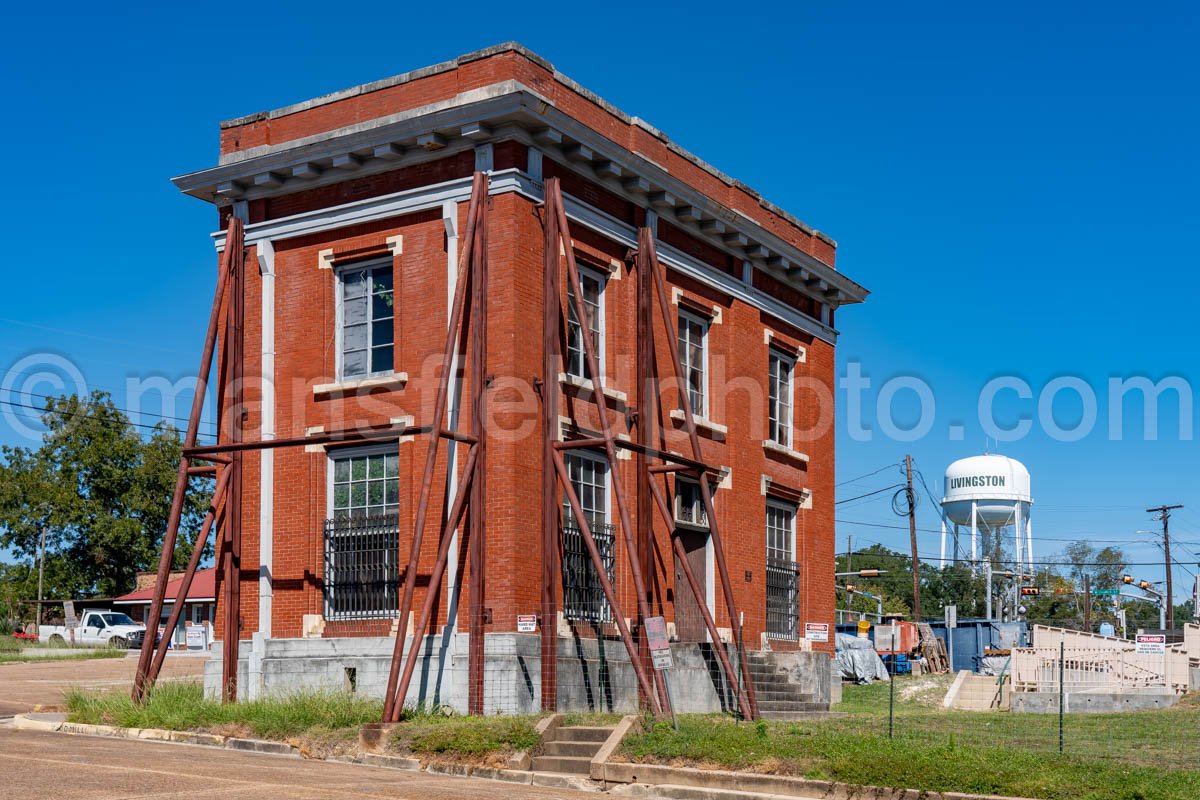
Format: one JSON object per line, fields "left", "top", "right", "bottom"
{"left": 0, "top": 397, "right": 216, "bottom": 442}
{"left": 837, "top": 462, "right": 901, "bottom": 488}
{"left": 2, "top": 386, "right": 216, "bottom": 432}
{"left": 836, "top": 484, "right": 905, "bottom": 506}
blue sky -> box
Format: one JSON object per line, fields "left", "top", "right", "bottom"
{"left": 1, "top": 2, "right": 1196, "bottom": 597}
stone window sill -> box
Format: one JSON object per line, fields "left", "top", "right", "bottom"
{"left": 558, "top": 372, "right": 628, "bottom": 404}
{"left": 670, "top": 409, "right": 728, "bottom": 438}
{"left": 313, "top": 372, "right": 408, "bottom": 399}
{"left": 762, "top": 439, "right": 810, "bottom": 464}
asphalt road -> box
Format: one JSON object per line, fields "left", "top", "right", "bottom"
{"left": 0, "top": 651, "right": 206, "bottom": 716}
{"left": 0, "top": 726, "right": 600, "bottom": 800}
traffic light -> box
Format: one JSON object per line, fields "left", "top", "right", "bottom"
{"left": 1020, "top": 586, "right": 1040, "bottom": 596}
{"left": 857, "top": 569, "right": 882, "bottom": 578}
{"left": 844, "top": 584, "right": 858, "bottom": 593}
{"left": 1123, "top": 575, "right": 1134, "bottom": 584}
{"left": 1138, "top": 580, "right": 1152, "bottom": 591}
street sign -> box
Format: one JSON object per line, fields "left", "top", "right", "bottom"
{"left": 645, "top": 616, "right": 673, "bottom": 670}
{"left": 1092, "top": 589, "right": 1119, "bottom": 596}
{"left": 804, "top": 622, "right": 830, "bottom": 642}
{"left": 516, "top": 614, "right": 537, "bottom": 633}
{"left": 944, "top": 605, "right": 957, "bottom": 629}
{"left": 1135, "top": 634, "right": 1166, "bottom": 655}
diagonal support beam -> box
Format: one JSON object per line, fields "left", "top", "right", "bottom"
{"left": 140, "top": 466, "right": 231, "bottom": 695}
{"left": 383, "top": 172, "right": 488, "bottom": 721}
{"left": 133, "top": 216, "right": 243, "bottom": 703}
{"left": 547, "top": 179, "right": 666, "bottom": 712}
{"left": 390, "top": 444, "right": 480, "bottom": 719}
{"left": 553, "top": 450, "right": 662, "bottom": 715}
{"left": 642, "top": 228, "right": 758, "bottom": 720}
{"left": 647, "top": 474, "right": 753, "bottom": 719}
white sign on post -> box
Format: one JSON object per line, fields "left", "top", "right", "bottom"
{"left": 945, "top": 605, "right": 957, "bottom": 629}
{"left": 63, "top": 600, "right": 78, "bottom": 629}
{"left": 645, "top": 615, "right": 673, "bottom": 670}
{"left": 516, "top": 614, "right": 537, "bottom": 633}
{"left": 804, "top": 622, "right": 830, "bottom": 642}
{"left": 185, "top": 625, "right": 206, "bottom": 649}
{"left": 1135, "top": 634, "right": 1166, "bottom": 655}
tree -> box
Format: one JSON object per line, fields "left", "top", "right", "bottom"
{"left": 0, "top": 392, "right": 213, "bottom": 602}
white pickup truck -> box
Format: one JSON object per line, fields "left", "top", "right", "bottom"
{"left": 39, "top": 609, "right": 148, "bottom": 649}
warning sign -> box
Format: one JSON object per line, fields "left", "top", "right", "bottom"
{"left": 804, "top": 622, "right": 830, "bottom": 642}
{"left": 1135, "top": 634, "right": 1166, "bottom": 655}
{"left": 645, "top": 616, "right": 674, "bottom": 670}
{"left": 516, "top": 614, "right": 537, "bottom": 633}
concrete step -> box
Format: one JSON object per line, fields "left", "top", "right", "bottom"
{"left": 750, "top": 690, "right": 816, "bottom": 703}
{"left": 756, "top": 700, "right": 829, "bottom": 713}
{"left": 530, "top": 755, "right": 593, "bottom": 775}
{"left": 757, "top": 710, "right": 845, "bottom": 721}
{"left": 554, "top": 726, "right": 614, "bottom": 743}
{"left": 544, "top": 740, "right": 603, "bottom": 758}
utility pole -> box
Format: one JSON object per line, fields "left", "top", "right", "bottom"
{"left": 1147, "top": 504, "right": 1183, "bottom": 630}
{"left": 905, "top": 455, "right": 922, "bottom": 620}
{"left": 1082, "top": 574, "right": 1091, "bottom": 632}
{"left": 847, "top": 533, "right": 853, "bottom": 575}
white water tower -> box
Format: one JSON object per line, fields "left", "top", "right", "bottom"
{"left": 940, "top": 455, "right": 1033, "bottom": 574}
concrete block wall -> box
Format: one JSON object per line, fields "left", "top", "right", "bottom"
{"left": 205, "top": 634, "right": 833, "bottom": 715}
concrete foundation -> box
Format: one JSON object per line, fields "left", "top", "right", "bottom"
{"left": 1011, "top": 687, "right": 1181, "bottom": 714}
{"left": 205, "top": 634, "right": 832, "bottom": 714}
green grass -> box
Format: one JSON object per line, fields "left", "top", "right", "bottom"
{"left": 0, "top": 648, "right": 126, "bottom": 664}
{"left": 617, "top": 677, "right": 1200, "bottom": 800}
{"left": 391, "top": 710, "right": 540, "bottom": 758}
{"left": 66, "top": 683, "right": 539, "bottom": 761}
{"left": 66, "top": 682, "right": 382, "bottom": 740}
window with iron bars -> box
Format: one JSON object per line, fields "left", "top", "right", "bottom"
{"left": 765, "top": 500, "right": 799, "bottom": 639}
{"left": 324, "top": 448, "right": 400, "bottom": 620}
{"left": 562, "top": 452, "right": 615, "bottom": 623}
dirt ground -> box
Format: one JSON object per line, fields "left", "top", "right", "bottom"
{"left": 0, "top": 651, "right": 206, "bottom": 716}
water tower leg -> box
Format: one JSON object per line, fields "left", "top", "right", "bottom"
{"left": 1013, "top": 504, "right": 1023, "bottom": 574}
{"left": 970, "top": 502, "right": 978, "bottom": 575}
{"left": 1026, "top": 514, "right": 1034, "bottom": 575}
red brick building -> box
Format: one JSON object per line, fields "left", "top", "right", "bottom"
{"left": 174, "top": 43, "right": 867, "bottom": 713}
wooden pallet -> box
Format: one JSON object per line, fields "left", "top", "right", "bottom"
{"left": 917, "top": 623, "right": 951, "bottom": 673}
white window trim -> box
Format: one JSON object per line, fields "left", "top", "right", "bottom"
{"left": 325, "top": 442, "right": 400, "bottom": 519}
{"left": 563, "top": 447, "right": 612, "bottom": 524}
{"left": 768, "top": 348, "right": 795, "bottom": 449}
{"left": 335, "top": 257, "right": 395, "bottom": 382}
{"left": 673, "top": 475, "right": 715, "bottom": 531}
{"left": 567, "top": 264, "right": 607, "bottom": 381}
{"left": 765, "top": 497, "right": 798, "bottom": 563}
{"left": 678, "top": 307, "right": 710, "bottom": 419}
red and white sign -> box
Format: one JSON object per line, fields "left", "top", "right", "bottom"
{"left": 1135, "top": 634, "right": 1166, "bottom": 655}
{"left": 645, "top": 616, "right": 673, "bottom": 670}
{"left": 516, "top": 614, "right": 538, "bottom": 633}
{"left": 804, "top": 622, "right": 830, "bottom": 642}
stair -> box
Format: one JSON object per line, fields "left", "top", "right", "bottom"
{"left": 530, "top": 725, "right": 612, "bottom": 775}
{"left": 950, "top": 672, "right": 1009, "bottom": 711}
{"left": 744, "top": 653, "right": 832, "bottom": 720}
